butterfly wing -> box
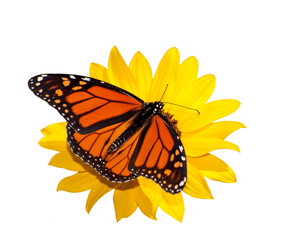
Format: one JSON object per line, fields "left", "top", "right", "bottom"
{"left": 128, "top": 114, "right": 187, "bottom": 194}
{"left": 66, "top": 111, "right": 187, "bottom": 193}
{"left": 67, "top": 117, "right": 147, "bottom": 182}
{"left": 29, "top": 74, "right": 186, "bottom": 193}
{"left": 28, "top": 74, "right": 143, "bottom": 134}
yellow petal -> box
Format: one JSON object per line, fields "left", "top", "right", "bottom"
{"left": 159, "top": 191, "right": 184, "bottom": 222}
{"left": 149, "top": 47, "right": 180, "bottom": 102}
{"left": 48, "top": 151, "right": 89, "bottom": 172}
{"left": 182, "top": 136, "right": 240, "bottom": 157}
{"left": 38, "top": 135, "right": 68, "bottom": 152}
{"left": 41, "top": 122, "right": 67, "bottom": 137}
{"left": 188, "top": 154, "right": 236, "bottom": 183}
{"left": 177, "top": 99, "right": 241, "bottom": 132}
{"left": 169, "top": 56, "right": 198, "bottom": 106}
{"left": 107, "top": 46, "right": 136, "bottom": 93}
{"left": 184, "top": 121, "right": 246, "bottom": 138}
{"left": 178, "top": 56, "right": 199, "bottom": 86}
{"left": 89, "top": 62, "right": 107, "bottom": 80}
{"left": 183, "top": 163, "right": 213, "bottom": 199}
{"left": 134, "top": 185, "right": 157, "bottom": 220}
{"left": 188, "top": 74, "right": 215, "bottom": 107}
{"left": 39, "top": 123, "right": 68, "bottom": 151}
{"left": 86, "top": 176, "right": 118, "bottom": 213}
{"left": 129, "top": 51, "right": 153, "bottom": 101}
{"left": 113, "top": 180, "right": 138, "bottom": 222}
{"left": 138, "top": 177, "right": 162, "bottom": 215}
{"left": 57, "top": 171, "right": 98, "bottom": 193}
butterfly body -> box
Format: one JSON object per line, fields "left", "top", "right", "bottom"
{"left": 108, "top": 102, "right": 164, "bottom": 154}
{"left": 29, "top": 74, "right": 187, "bottom": 194}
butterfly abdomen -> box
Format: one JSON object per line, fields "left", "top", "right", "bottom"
{"left": 107, "top": 127, "right": 136, "bottom": 153}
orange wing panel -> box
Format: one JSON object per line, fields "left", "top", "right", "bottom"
{"left": 110, "top": 158, "right": 129, "bottom": 175}
{"left": 79, "top": 102, "right": 141, "bottom": 128}
{"left": 89, "top": 131, "right": 112, "bottom": 157}
{"left": 88, "top": 86, "right": 141, "bottom": 105}
{"left": 71, "top": 98, "right": 108, "bottom": 115}
{"left": 135, "top": 120, "right": 158, "bottom": 167}
{"left": 120, "top": 167, "right": 131, "bottom": 177}
{"left": 146, "top": 139, "right": 162, "bottom": 168}
{"left": 78, "top": 134, "right": 98, "bottom": 151}
{"left": 157, "top": 148, "right": 169, "bottom": 169}
{"left": 66, "top": 92, "right": 93, "bottom": 103}
{"left": 156, "top": 117, "right": 174, "bottom": 151}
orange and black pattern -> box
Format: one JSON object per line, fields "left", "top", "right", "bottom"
{"left": 129, "top": 115, "right": 187, "bottom": 193}
{"left": 29, "top": 74, "right": 187, "bottom": 194}
{"left": 67, "top": 117, "right": 145, "bottom": 182}
{"left": 28, "top": 74, "right": 143, "bottom": 134}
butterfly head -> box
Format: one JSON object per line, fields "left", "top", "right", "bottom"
{"left": 152, "top": 102, "right": 164, "bottom": 114}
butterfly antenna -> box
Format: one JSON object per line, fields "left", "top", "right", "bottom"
{"left": 163, "top": 102, "right": 200, "bottom": 115}
{"left": 159, "top": 84, "right": 169, "bottom": 102}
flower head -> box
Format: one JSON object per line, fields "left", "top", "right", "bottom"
{"left": 39, "top": 46, "right": 244, "bottom": 222}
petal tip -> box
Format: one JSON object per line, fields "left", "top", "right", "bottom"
{"left": 177, "top": 218, "right": 183, "bottom": 223}
{"left": 235, "top": 146, "right": 241, "bottom": 153}
{"left": 111, "top": 46, "right": 120, "bottom": 54}
{"left": 85, "top": 206, "right": 91, "bottom": 214}
{"left": 169, "top": 47, "right": 180, "bottom": 55}
{"left": 235, "top": 100, "right": 241, "bottom": 107}
{"left": 241, "top": 123, "right": 247, "bottom": 128}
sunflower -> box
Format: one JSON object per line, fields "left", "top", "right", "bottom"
{"left": 38, "top": 46, "right": 244, "bottom": 222}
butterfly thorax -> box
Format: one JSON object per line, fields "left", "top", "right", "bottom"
{"left": 107, "top": 102, "right": 163, "bottom": 153}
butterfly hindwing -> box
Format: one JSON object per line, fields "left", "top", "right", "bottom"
{"left": 128, "top": 114, "right": 187, "bottom": 194}
{"left": 67, "top": 117, "right": 146, "bottom": 182}
{"left": 28, "top": 74, "right": 143, "bottom": 134}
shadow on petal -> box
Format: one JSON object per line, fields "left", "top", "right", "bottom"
{"left": 188, "top": 154, "right": 237, "bottom": 183}
{"left": 49, "top": 150, "right": 92, "bottom": 172}
{"left": 57, "top": 172, "right": 99, "bottom": 193}
{"left": 183, "top": 163, "right": 213, "bottom": 199}
{"left": 113, "top": 180, "right": 139, "bottom": 222}
{"left": 86, "top": 175, "right": 119, "bottom": 213}
{"left": 160, "top": 191, "right": 184, "bottom": 222}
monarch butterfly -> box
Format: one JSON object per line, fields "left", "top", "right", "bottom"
{"left": 28, "top": 74, "right": 188, "bottom": 194}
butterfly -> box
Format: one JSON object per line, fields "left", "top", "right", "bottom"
{"left": 28, "top": 74, "right": 187, "bottom": 194}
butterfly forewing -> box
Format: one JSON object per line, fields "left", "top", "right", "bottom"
{"left": 28, "top": 74, "right": 143, "bottom": 134}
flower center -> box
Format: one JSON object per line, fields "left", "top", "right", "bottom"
{"left": 161, "top": 110, "right": 181, "bottom": 137}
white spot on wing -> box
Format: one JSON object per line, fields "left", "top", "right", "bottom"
{"left": 179, "top": 145, "right": 183, "bottom": 152}
{"left": 37, "top": 76, "right": 43, "bottom": 81}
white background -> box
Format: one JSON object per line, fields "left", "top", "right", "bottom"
{"left": 1, "top": 0, "right": 290, "bottom": 239}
